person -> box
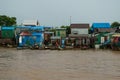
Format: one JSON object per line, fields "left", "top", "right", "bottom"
{"left": 56, "top": 40, "right": 59, "bottom": 48}
{"left": 56, "top": 40, "right": 62, "bottom": 50}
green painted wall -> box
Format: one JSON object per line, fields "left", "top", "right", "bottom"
{"left": 56, "top": 29, "right": 66, "bottom": 38}
{"left": 2, "top": 30, "right": 15, "bottom": 39}
{"left": 95, "top": 32, "right": 113, "bottom": 44}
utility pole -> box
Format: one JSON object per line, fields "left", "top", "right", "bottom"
{"left": 70, "top": 16, "right": 72, "bottom": 25}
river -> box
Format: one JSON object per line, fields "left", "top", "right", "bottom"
{"left": 0, "top": 48, "right": 120, "bottom": 80}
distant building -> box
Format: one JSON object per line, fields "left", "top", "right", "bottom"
{"left": 22, "top": 20, "right": 40, "bottom": 26}
{"left": 70, "top": 24, "right": 89, "bottom": 34}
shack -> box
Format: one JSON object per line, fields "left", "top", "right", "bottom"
{"left": 0, "top": 26, "right": 16, "bottom": 45}
{"left": 69, "top": 24, "right": 90, "bottom": 49}
{"left": 18, "top": 26, "right": 44, "bottom": 49}
{"left": 91, "top": 23, "right": 115, "bottom": 49}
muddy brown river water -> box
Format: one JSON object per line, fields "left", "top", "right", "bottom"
{"left": 0, "top": 48, "right": 120, "bottom": 80}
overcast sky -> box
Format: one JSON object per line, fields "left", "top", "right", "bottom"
{"left": 0, "top": 0, "right": 120, "bottom": 27}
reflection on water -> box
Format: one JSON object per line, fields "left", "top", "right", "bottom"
{"left": 0, "top": 48, "right": 120, "bottom": 80}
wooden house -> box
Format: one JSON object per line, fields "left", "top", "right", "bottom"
{"left": 69, "top": 24, "right": 91, "bottom": 49}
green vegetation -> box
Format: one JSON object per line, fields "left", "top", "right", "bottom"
{"left": 0, "top": 15, "right": 16, "bottom": 26}
{"left": 111, "top": 22, "right": 120, "bottom": 28}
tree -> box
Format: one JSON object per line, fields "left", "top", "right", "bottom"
{"left": 111, "top": 22, "right": 120, "bottom": 28}
{"left": 0, "top": 15, "right": 16, "bottom": 26}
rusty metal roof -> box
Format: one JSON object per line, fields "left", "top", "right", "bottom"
{"left": 94, "top": 28, "right": 116, "bottom": 33}
{"left": 70, "top": 24, "right": 89, "bottom": 28}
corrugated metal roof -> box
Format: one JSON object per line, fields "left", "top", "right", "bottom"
{"left": 92, "top": 23, "right": 110, "bottom": 28}
{"left": 2, "top": 27, "right": 15, "bottom": 30}
{"left": 70, "top": 24, "right": 89, "bottom": 28}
